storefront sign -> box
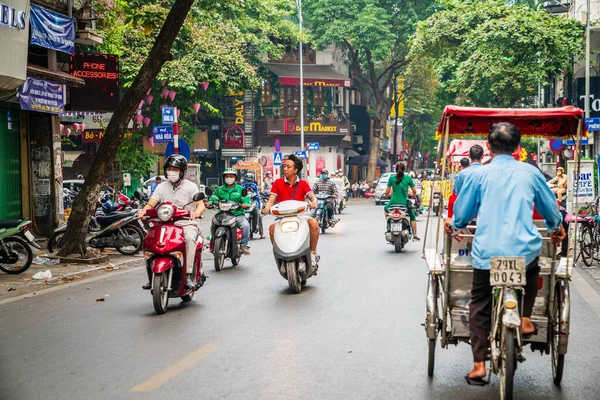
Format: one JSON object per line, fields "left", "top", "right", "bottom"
{"left": 567, "top": 160, "right": 596, "bottom": 214}
{"left": 0, "top": 0, "right": 29, "bottom": 91}
{"left": 19, "top": 77, "right": 65, "bottom": 114}
{"left": 30, "top": 5, "right": 75, "bottom": 54}
{"left": 70, "top": 53, "right": 120, "bottom": 111}
{"left": 82, "top": 129, "right": 105, "bottom": 143}
{"left": 224, "top": 125, "right": 245, "bottom": 149}
{"left": 257, "top": 118, "right": 350, "bottom": 136}
{"left": 279, "top": 77, "right": 351, "bottom": 88}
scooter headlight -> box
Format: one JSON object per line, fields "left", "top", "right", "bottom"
{"left": 280, "top": 221, "right": 299, "bottom": 233}
{"left": 157, "top": 204, "right": 175, "bottom": 221}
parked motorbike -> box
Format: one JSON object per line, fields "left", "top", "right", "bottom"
{"left": 48, "top": 210, "right": 144, "bottom": 255}
{"left": 0, "top": 219, "right": 41, "bottom": 274}
{"left": 385, "top": 204, "right": 412, "bottom": 253}
{"left": 432, "top": 192, "right": 442, "bottom": 216}
{"left": 312, "top": 193, "right": 336, "bottom": 233}
{"left": 270, "top": 200, "right": 318, "bottom": 293}
{"left": 142, "top": 192, "right": 207, "bottom": 314}
{"left": 210, "top": 188, "right": 247, "bottom": 272}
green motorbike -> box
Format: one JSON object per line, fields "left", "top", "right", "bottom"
{"left": 0, "top": 219, "right": 41, "bottom": 274}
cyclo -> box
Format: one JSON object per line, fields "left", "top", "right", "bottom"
{"left": 422, "top": 106, "right": 581, "bottom": 398}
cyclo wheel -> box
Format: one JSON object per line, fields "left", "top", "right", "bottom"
{"left": 552, "top": 288, "right": 565, "bottom": 385}
{"left": 500, "top": 328, "right": 516, "bottom": 400}
{"left": 580, "top": 223, "right": 594, "bottom": 267}
{"left": 426, "top": 276, "right": 439, "bottom": 377}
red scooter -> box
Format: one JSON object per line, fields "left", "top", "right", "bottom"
{"left": 142, "top": 192, "right": 206, "bottom": 314}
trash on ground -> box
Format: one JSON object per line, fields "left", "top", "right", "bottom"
{"left": 32, "top": 257, "right": 60, "bottom": 265}
{"left": 8, "top": 287, "right": 16, "bottom": 292}
{"left": 32, "top": 269, "right": 53, "bottom": 280}
{"left": 96, "top": 298, "right": 105, "bottom": 302}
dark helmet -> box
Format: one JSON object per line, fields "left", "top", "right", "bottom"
{"left": 164, "top": 154, "right": 188, "bottom": 182}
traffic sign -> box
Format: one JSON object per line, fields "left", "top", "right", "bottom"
{"left": 274, "top": 139, "right": 281, "bottom": 152}
{"left": 161, "top": 106, "right": 175, "bottom": 124}
{"left": 561, "top": 139, "right": 589, "bottom": 146}
{"left": 152, "top": 125, "right": 174, "bottom": 143}
{"left": 307, "top": 142, "right": 320, "bottom": 151}
{"left": 273, "top": 152, "right": 283, "bottom": 166}
{"left": 166, "top": 139, "right": 190, "bottom": 160}
{"left": 293, "top": 150, "right": 307, "bottom": 159}
{"left": 549, "top": 138, "right": 564, "bottom": 153}
{"left": 585, "top": 117, "right": 600, "bottom": 132}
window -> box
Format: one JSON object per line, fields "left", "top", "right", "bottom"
{"left": 261, "top": 80, "right": 273, "bottom": 114}
{"left": 279, "top": 86, "right": 309, "bottom": 118}
{"left": 313, "top": 87, "right": 324, "bottom": 115}
{"left": 270, "top": 38, "right": 316, "bottom": 64}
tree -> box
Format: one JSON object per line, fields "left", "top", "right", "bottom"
{"left": 411, "top": 0, "right": 585, "bottom": 107}
{"left": 303, "top": 0, "right": 436, "bottom": 183}
{"left": 57, "top": 0, "right": 197, "bottom": 257}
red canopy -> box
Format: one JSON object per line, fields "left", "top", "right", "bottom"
{"left": 436, "top": 106, "right": 585, "bottom": 139}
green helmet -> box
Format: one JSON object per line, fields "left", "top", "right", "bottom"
{"left": 223, "top": 168, "right": 237, "bottom": 177}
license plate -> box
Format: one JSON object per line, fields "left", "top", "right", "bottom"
{"left": 490, "top": 256, "right": 526, "bottom": 286}
{"left": 24, "top": 231, "right": 35, "bottom": 241}
{"left": 391, "top": 224, "right": 402, "bottom": 232}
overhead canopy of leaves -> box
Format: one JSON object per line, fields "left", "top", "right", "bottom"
{"left": 411, "top": 0, "right": 585, "bottom": 107}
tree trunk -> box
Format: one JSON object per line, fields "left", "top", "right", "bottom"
{"left": 57, "top": 0, "right": 196, "bottom": 257}
{"left": 367, "top": 118, "right": 383, "bottom": 186}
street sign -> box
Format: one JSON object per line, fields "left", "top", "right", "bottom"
{"left": 152, "top": 125, "right": 174, "bottom": 143}
{"left": 549, "top": 138, "right": 564, "bottom": 153}
{"left": 307, "top": 142, "right": 320, "bottom": 151}
{"left": 561, "top": 139, "right": 589, "bottom": 146}
{"left": 274, "top": 139, "right": 281, "bottom": 152}
{"left": 166, "top": 139, "right": 190, "bottom": 160}
{"left": 585, "top": 117, "right": 600, "bottom": 132}
{"left": 293, "top": 150, "right": 307, "bottom": 159}
{"left": 161, "top": 106, "right": 175, "bottom": 125}
{"left": 273, "top": 152, "right": 283, "bottom": 166}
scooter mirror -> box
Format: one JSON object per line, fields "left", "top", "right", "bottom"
{"left": 133, "top": 190, "right": 143, "bottom": 200}
{"left": 241, "top": 188, "right": 248, "bottom": 197}
{"left": 204, "top": 187, "right": 213, "bottom": 197}
{"left": 193, "top": 192, "right": 205, "bottom": 202}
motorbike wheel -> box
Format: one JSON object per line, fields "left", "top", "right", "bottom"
{"left": 115, "top": 225, "right": 144, "bottom": 255}
{"left": 152, "top": 272, "right": 169, "bottom": 314}
{"left": 286, "top": 260, "right": 302, "bottom": 294}
{"left": 214, "top": 236, "right": 226, "bottom": 272}
{"left": 48, "top": 232, "right": 66, "bottom": 253}
{"left": 580, "top": 224, "right": 595, "bottom": 267}
{"left": 500, "top": 328, "right": 516, "bottom": 400}
{"left": 552, "top": 288, "right": 565, "bottom": 385}
{"left": 0, "top": 237, "right": 33, "bottom": 274}
{"left": 394, "top": 236, "right": 403, "bottom": 253}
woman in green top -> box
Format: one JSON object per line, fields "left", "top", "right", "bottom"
{"left": 384, "top": 162, "right": 420, "bottom": 240}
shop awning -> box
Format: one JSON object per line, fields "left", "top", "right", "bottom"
{"left": 27, "top": 64, "right": 86, "bottom": 87}
{"left": 265, "top": 63, "right": 352, "bottom": 88}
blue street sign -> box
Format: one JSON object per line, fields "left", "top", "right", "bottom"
{"left": 165, "top": 139, "right": 190, "bottom": 160}
{"left": 585, "top": 117, "right": 600, "bottom": 132}
{"left": 161, "top": 106, "right": 175, "bottom": 125}
{"left": 273, "top": 152, "right": 283, "bottom": 166}
{"left": 293, "top": 150, "right": 307, "bottom": 159}
{"left": 152, "top": 126, "right": 174, "bottom": 143}
{"left": 561, "top": 139, "right": 589, "bottom": 146}
{"left": 307, "top": 142, "right": 320, "bottom": 151}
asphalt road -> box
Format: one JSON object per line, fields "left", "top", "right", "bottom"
{"left": 1, "top": 200, "right": 600, "bottom": 399}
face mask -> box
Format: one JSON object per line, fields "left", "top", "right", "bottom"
{"left": 166, "top": 171, "right": 180, "bottom": 183}
{"left": 321, "top": 174, "right": 327, "bottom": 179}
{"left": 225, "top": 177, "right": 236, "bottom": 185}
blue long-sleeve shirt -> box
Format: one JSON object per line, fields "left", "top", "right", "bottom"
{"left": 454, "top": 162, "right": 482, "bottom": 195}
{"left": 452, "top": 154, "right": 562, "bottom": 270}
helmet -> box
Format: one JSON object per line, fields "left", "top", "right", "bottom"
{"left": 164, "top": 154, "right": 188, "bottom": 182}
{"left": 321, "top": 169, "right": 329, "bottom": 177}
{"left": 223, "top": 167, "right": 237, "bottom": 177}
{"left": 265, "top": 171, "right": 272, "bottom": 176}
{"left": 245, "top": 173, "right": 254, "bottom": 182}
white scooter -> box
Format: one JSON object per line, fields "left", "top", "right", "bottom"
{"left": 270, "top": 200, "right": 318, "bottom": 294}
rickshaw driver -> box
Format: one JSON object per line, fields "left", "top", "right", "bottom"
{"left": 444, "top": 122, "right": 566, "bottom": 386}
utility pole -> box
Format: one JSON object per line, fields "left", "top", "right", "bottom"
{"left": 296, "top": 0, "right": 305, "bottom": 154}
{"left": 585, "top": 0, "right": 591, "bottom": 120}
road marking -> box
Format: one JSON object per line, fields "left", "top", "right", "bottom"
{"left": 129, "top": 343, "right": 220, "bottom": 392}
{"left": 572, "top": 269, "right": 600, "bottom": 320}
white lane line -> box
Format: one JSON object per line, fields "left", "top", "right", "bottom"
{"left": 572, "top": 268, "right": 600, "bottom": 320}
{"left": 129, "top": 343, "right": 220, "bottom": 392}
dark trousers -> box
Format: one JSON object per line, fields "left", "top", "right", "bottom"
{"left": 326, "top": 200, "right": 335, "bottom": 220}
{"left": 469, "top": 259, "right": 540, "bottom": 362}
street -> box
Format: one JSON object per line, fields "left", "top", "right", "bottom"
{"left": 1, "top": 199, "right": 600, "bottom": 399}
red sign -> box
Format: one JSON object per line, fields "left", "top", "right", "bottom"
{"left": 82, "top": 129, "right": 105, "bottom": 143}
{"left": 279, "top": 77, "right": 351, "bottom": 88}
{"left": 284, "top": 119, "right": 296, "bottom": 134}
{"left": 316, "top": 156, "right": 326, "bottom": 175}
{"left": 224, "top": 126, "right": 245, "bottom": 148}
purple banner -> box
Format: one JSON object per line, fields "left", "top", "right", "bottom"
{"left": 20, "top": 77, "right": 65, "bottom": 114}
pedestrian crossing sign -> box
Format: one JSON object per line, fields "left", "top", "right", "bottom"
{"left": 274, "top": 152, "right": 282, "bottom": 166}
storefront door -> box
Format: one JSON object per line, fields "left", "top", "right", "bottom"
{"left": 0, "top": 106, "right": 21, "bottom": 220}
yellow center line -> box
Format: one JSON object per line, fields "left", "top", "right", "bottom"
{"left": 129, "top": 343, "right": 220, "bottom": 392}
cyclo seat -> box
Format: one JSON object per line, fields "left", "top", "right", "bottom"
{"left": 0, "top": 219, "right": 24, "bottom": 229}
{"left": 96, "top": 211, "right": 135, "bottom": 227}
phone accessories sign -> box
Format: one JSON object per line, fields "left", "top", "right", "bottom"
{"left": 0, "top": 0, "right": 29, "bottom": 91}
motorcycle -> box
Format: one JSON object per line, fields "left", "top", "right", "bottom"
{"left": 245, "top": 192, "right": 262, "bottom": 240}
{"left": 432, "top": 192, "right": 442, "bottom": 216}
{"left": 408, "top": 196, "right": 423, "bottom": 216}
{"left": 48, "top": 210, "right": 144, "bottom": 255}
{"left": 142, "top": 192, "right": 206, "bottom": 314}
{"left": 338, "top": 190, "right": 348, "bottom": 214}
{"left": 0, "top": 219, "right": 41, "bottom": 274}
{"left": 385, "top": 204, "right": 412, "bottom": 253}
{"left": 312, "top": 193, "right": 335, "bottom": 233}
{"left": 270, "top": 200, "right": 318, "bottom": 294}
{"left": 210, "top": 188, "right": 247, "bottom": 272}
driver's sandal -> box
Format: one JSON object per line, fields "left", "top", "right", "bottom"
{"left": 142, "top": 282, "right": 151, "bottom": 290}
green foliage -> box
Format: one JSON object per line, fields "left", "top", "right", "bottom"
{"left": 116, "top": 131, "right": 158, "bottom": 176}
{"left": 411, "top": 0, "right": 585, "bottom": 107}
